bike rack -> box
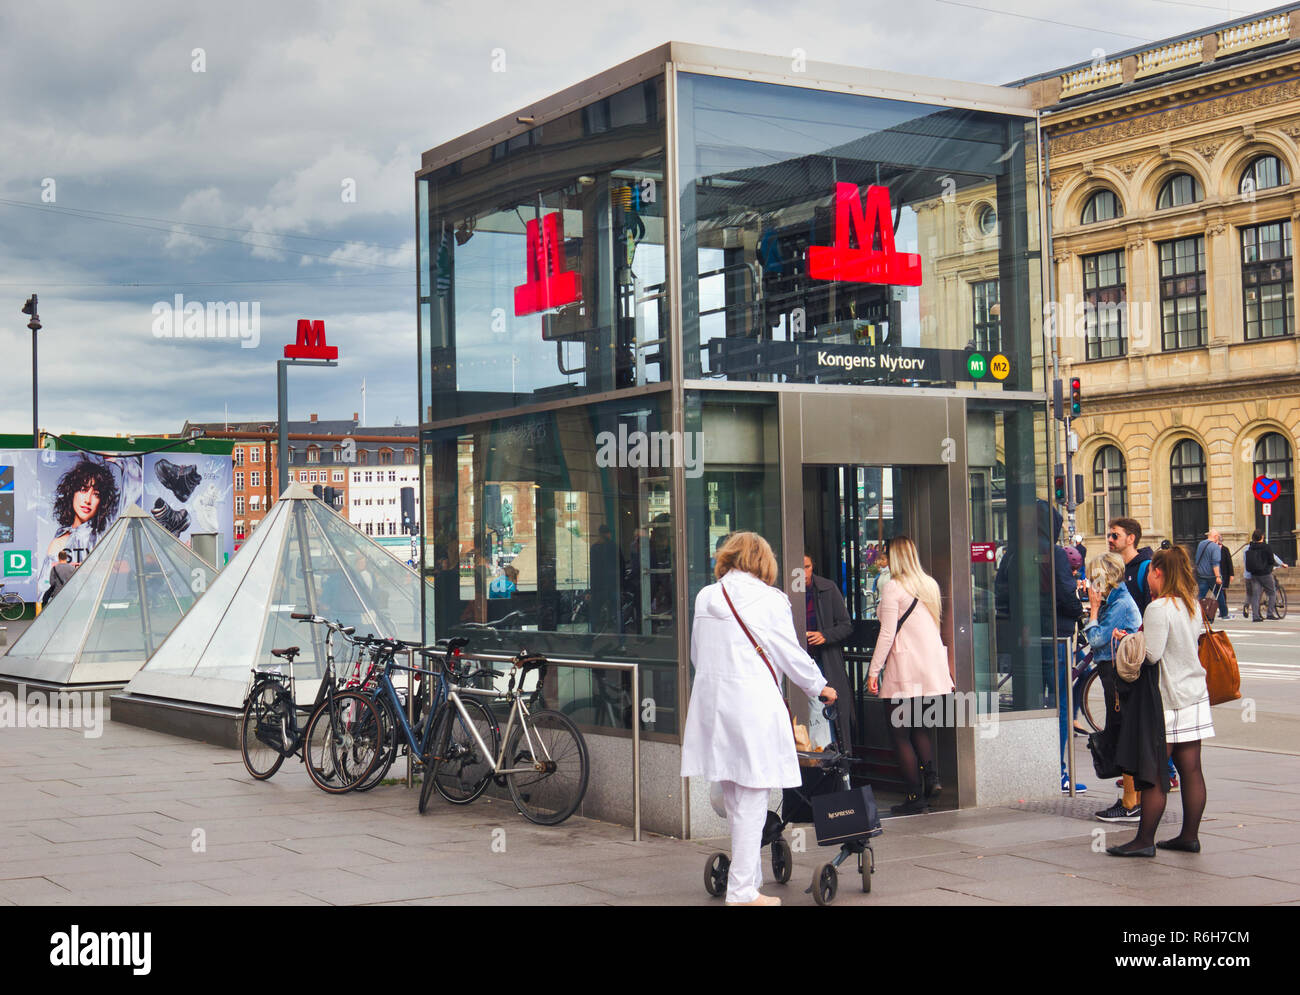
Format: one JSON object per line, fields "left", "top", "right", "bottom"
{"left": 404, "top": 650, "right": 642, "bottom": 842}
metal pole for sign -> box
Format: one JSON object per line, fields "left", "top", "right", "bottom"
{"left": 276, "top": 357, "right": 337, "bottom": 496}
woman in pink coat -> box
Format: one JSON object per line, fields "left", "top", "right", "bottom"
{"left": 866, "top": 536, "right": 954, "bottom": 815}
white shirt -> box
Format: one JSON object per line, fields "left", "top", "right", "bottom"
{"left": 681, "top": 570, "right": 827, "bottom": 788}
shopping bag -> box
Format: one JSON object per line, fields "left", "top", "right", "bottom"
{"left": 812, "top": 785, "right": 882, "bottom": 845}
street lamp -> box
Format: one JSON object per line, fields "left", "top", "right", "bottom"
{"left": 21, "top": 295, "right": 40, "bottom": 449}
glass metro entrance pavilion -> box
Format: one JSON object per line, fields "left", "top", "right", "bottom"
{"left": 416, "top": 43, "right": 1054, "bottom": 836}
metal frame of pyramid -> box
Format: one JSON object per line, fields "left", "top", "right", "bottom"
{"left": 119, "top": 484, "right": 425, "bottom": 715}
{"left": 0, "top": 506, "right": 215, "bottom": 689}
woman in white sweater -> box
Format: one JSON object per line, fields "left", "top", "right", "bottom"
{"left": 1112, "top": 545, "right": 1212, "bottom": 856}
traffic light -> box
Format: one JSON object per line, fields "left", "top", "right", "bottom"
{"left": 1070, "top": 377, "right": 1082, "bottom": 417}
{"left": 1052, "top": 378, "right": 1064, "bottom": 421}
{"left": 1054, "top": 462, "right": 1066, "bottom": 503}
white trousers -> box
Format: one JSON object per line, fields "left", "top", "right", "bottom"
{"left": 720, "top": 780, "right": 769, "bottom": 903}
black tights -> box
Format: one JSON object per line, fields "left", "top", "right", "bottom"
{"left": 1112, "top": 741, "right": 1208, "bottom": 851}
{"left": 889, "top": 720, "right": 934, "bottom": 794}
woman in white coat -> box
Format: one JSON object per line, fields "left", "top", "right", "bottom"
{"left": 681, "top": 532, "right": 836, "bottom": 907}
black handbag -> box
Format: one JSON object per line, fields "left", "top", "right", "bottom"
{"left": 1087, "top": 728, "right": 1122, "bottom": 779}
{"left": 812, "top": 785, "right": 883, "bottom": 845}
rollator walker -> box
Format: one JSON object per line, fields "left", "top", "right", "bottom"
{"left": 703, "top": 701, "right": 882, "bottom": 906}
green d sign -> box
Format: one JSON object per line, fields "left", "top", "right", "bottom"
{"left": 4, "top": 550, "right": 33, "bottom": 577}
{"left": 967, "top": 353, "right": 988, "bottom": 379}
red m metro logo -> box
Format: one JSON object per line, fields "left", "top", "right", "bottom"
{"left": 807, "top": 183, "right": 922, "bottom": 286}
{"left": 514, "top": 213, "right": 582, "bottom": 316}
{"left": 284, "top": 319, "right": 338, "bottom": 360}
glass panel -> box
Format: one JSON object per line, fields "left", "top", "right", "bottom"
{"left": 968, "top": 402, "right": 1048, "bottom": 713}
{"left": 421, "top": 78, "right": 667, "bottom": 422}
{"left": 678, "top": 73, "right": 1041, "bottom": 391}
{"left": 424, "top": 392, "right": 679, "bottom": 733}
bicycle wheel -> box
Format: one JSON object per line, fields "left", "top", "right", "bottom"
{"left": 429, "top": 698, "right": 499, "bottom": 806}
{"left": 239, "top": 681, "right": 291, "bottom": 780}
{"left": 351, "top": 694, "right": 399, "bottom": 792}
{"left": 1278, "top": 587, "right": 1288, "bottom": 619}
{"left": 504, "top": 708, "right": 589, "bottom": 826}
{"left": 1080, "top": 668, "right": 1108, "bottom": 734}
{"left": 0, "top": 596, "right": 24, "bottom": 621}
{"left": 303, "top": 691, "right": 384, "bottom": 794}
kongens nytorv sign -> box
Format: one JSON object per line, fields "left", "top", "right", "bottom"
{"left": 814, "top": 349, "right": 929, "bottom": 374}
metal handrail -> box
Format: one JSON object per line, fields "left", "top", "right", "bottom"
{"left": 406, "top": 649, "right": 642, "bottom": 841}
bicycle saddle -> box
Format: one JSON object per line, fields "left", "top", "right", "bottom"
{"left": 271, "top": 647, "right": 300, "bottom": 659}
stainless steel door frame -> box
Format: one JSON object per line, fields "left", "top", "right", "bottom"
{"left": 777, "top": 390, "right": 975, "bottom": 807}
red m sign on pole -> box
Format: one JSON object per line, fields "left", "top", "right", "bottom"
{"left": 284, "top": 319, "right": 338, "bottom": 360}
{"left": 807, "top": 183, "right": 922, "bottom": 286}
{"left": 514, "top": 212, "right": 583, "bottom": 316}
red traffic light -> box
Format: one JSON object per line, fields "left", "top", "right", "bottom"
{"left": 1069, "top": 377, "right": 1082, "bottom": 416}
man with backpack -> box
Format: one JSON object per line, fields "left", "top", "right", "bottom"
{"left": 1245, "top": 530, "right": 1284, "bottom": 622}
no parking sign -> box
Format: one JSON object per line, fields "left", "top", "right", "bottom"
{"left": 1254, "top": 475, "right": 1280, "bottom": 503}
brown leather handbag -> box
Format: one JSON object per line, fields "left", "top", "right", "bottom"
{"left": 1197, "top": 618, "right": 1242, "bottom": 706}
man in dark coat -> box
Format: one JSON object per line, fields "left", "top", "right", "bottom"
{"left": 803, "top": 553, "right": 855, "bottom": 748}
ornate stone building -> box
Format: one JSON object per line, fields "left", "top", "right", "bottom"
{"left": 1021, "top": 9, "right": 1300, "bottom": 576}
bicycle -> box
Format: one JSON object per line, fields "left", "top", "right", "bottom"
{"left": 353, "top": 634, "right": 499, "bottom": 798}
{"left": 1241, "top": 582, "right": 1288, "bottom": 619}
{"left": 0, "top": 584, "right": 25, "bottom": 621}
{"left": 238, "top": 613, "right": 385, "bottom": 793}
{"left": 420, "top": 646, "right": 590, "bottom": 825}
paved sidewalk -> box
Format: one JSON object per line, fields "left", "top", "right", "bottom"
{"left": 1, "top": 716, "right": 1298, "bottom": 906}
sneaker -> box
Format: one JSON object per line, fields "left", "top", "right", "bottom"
{"left": 1061, "top": 772, "right": 1088, "bottom": 794}
{"left": 1169, "top": 772, "right": 1180, "bottom": 792}
{"left": 1095, "top": 800, "right": 1141, "bottom": 823}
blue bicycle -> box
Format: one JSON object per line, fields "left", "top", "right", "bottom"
{"left": 355, "top": 634, "right": 500, "bottom": 803}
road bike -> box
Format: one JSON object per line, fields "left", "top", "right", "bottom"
{"left": 0, "top": 584, "right": 25, "bottom": 621}
{"left": 238, "top": 614, "right": 384, "bottom": 793}
{"left": 420, "top": 645, "right": 589, "bottom": 825}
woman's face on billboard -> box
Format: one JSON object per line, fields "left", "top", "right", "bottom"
{"left": 73, "top": 481, "right": 100, "bottom": 524}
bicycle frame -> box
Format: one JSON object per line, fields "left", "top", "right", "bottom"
{"left": 438, "top": 669, "right": 552, "bottom": 777}
{"left": 373, "top": 652, "right": 448, "bottom": 759}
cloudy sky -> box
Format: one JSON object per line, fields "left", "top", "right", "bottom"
{"left": 0, "top": 0, "right": 1277, "bottom": 436}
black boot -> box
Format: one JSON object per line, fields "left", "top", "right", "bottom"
{"left": 155, "top": 459, "right": 202, "bottom": 503}
{"left": 919, "top": 762, "right": 942, "bottom": 800}
{"left": 151, "top": 498, "right": 190, "bottom": 535}
{"left": 890, "top": 789, "right": 928, "bottom": 815}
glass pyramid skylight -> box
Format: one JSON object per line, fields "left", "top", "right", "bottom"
{"left": 1, "top": 506, "right": 213, "bottom": 686}
{"left": 124, "top": 484, "right": 425, "bottom": 710}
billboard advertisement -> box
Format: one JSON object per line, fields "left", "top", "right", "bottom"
{"left": 0, "top": 448, "right": 233, "bottom": 603}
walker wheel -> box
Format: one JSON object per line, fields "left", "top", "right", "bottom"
{"left": 704, "top": 851, "right": 730, "bottom": 898}
{"left": 860, "top": 847, "right": 873, "bottom": 893}
{"left": 771, "top": 836, "right": 792, "bottom": 884}
{"left": 812, "top": 863, "right": 838, "bottom": 906}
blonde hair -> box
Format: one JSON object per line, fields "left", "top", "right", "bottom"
{"left": 885, "top": 536, "right": 942, "bottom": 627}
{"left": 1087, "top": 552, "right": 1125, "bottom": 593}
{"left": 714, "top": 531, "right": 778, "bottom": 585}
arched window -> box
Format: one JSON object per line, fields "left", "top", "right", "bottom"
{"left": 404, "top": 448, "right": 417, "bottom": 464}
{"left": 1170, "top": 439, "right": 1208, "bottom": 553}
{"left": 306, "top": 445, "right": 320, "bottom": 464}
{"left": 1092, "top": 446, "right": 1127, "bottom": 528}
{"left": 1254, "top": 432, "right": 1296, "bottom": 562}
{"left": 357, "top": 448, "right": 369, "bottom": 466}
{"left": 379, "top": 448, "right": 394, "bottom": 465}
{"left": 1241, "top": 155, "right": 1291, "bottom": 195}
{"left": 976, "top": 204, "right": 997, "bottom": 237}
{"left": 1157, "top": 173, "right": 1203, "bottom": 210}
{"left": 1081, "top": 189, "right": 1122, "bottom": 224}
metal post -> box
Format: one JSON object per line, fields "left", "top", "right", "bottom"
{"left": 277, "top": 360, "right": 289, "bottom": 497}
{"left": 277, "top": 357, "right": 337, "bottom": 498}
{"left": 631, "top": 664, "right": 641, "bottom": 842}
{"left": 31, "top": 326, "right": 39, "bottom": 450}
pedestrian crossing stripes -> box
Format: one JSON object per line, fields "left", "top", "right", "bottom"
{"left": 1238, "top": 660, "right": 1300, "bottom": 682}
